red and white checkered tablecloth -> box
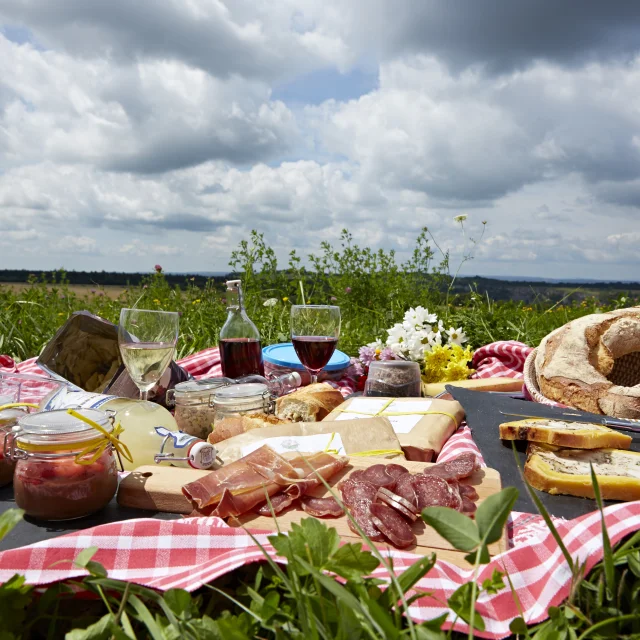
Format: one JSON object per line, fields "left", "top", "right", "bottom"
{"left": 2, "top": 341, "right": 639, "bottom": 639}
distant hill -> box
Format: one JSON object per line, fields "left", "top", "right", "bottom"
{"left": 1, "top": 269, "right": 638, "bottom": 303}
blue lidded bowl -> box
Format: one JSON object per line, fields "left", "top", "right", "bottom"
{"left": 262, "top": 342, "right": 350, "bottom": 383}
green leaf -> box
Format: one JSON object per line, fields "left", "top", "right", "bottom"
{"left": 128, "top": 594, "right": 165, "bottom": 640}
{"left": 421, "top": 507, "right": 480, "bottom": 552}
{"left": 326, "top": 543, "right": 380, "bottom": 581}
{"left": 85, "top": 561, "right": 108, "bottom": 578}
{"left": 463, "top": 546, "right": 490, "bottom": 566}
{"left": 590, "top": 463, "right": 614, "bottom": 601}
{"left": 73, "top": 547, "right": 99, "bottom": 569}
{"left": 379, "top": 554, "right": 436, "bottom": 610}
{"left": 164, "top": 589, "right": 193, "bottom": 620}
{"left": 64, "top": 613, "right": 112, "bottom": 640}
{"left": 627, "top": 551, "right": 640, "bottom": 578}
{"left": 0, "top": 509, "right": 24, "bottom": 541}
{"left": 509, "top": 616, "right": 529, "bottom": 635}
{"left": 481, "top": 569, "right": 506, "bottom": 596}
{"left": 475, "top": 487, "right": 518, "bottom": 545}
{"left": 447, "top": 582, "right": 485, "bottom": 631}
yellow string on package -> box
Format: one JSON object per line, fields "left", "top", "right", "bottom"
{"left": 333, "top": 403, "right": 460, "bottom": 427}
{"left": 323, "top": 432, "right": 341, "bottom": 455}
{"left": 350, "top": 449, "right": 404, "bottom": 457}
{"left": 66, "top": 408, "right": 133, "bottom": 466}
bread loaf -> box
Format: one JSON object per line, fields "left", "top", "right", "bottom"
{"left": 499, "top": 417, "right": 632, "bottom": 450}
{"left": 275, "top": 383, "right": 344, "bottom": 422}
{"left": 524, "top": 443, "right": 640, "bottom": 501}
{"left": 208, "top": 413, "right": 292, "bottom": 444}
{"left": 535, "top": 307, "right": 640, "bottom": 419}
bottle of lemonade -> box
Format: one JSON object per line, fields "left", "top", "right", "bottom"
{"left": 39, "top": 388, "right": 182, "bottom": 471}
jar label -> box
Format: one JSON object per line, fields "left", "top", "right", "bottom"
{"left": 43, "top": 389, "right": 118, "bottom": 411}
{"left": 240, "top": 433, "right": 346, "bottom": 458}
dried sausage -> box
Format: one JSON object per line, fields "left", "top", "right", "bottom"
{"left": 369, "top": 503, "right": 416, "bottom": 548}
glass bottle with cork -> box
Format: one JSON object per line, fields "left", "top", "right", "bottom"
{"left": 219, "top": 280, "right": 265, "bottom": 378}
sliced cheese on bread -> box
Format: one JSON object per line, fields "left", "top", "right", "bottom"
{"left": 499, "top": 418, "right": 632, "bottom": 450}
{"left": 524, "top": 444, "right": 640, "bottom": 501}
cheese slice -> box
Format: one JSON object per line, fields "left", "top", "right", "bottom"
{"left": 499, "top": 418, "right": 632, "bottom": 450}
{"left": 422, "top": 377, "right": 523, "bottom": 397}
{"left": 524, "top": 444, "right": 640, "bottom": 501}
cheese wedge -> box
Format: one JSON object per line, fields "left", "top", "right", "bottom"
{"left": 499, "top": 418, "right": 632, "bottom": 450}
{"left": 524, "top": 444, "right": 640, "bottom": 501}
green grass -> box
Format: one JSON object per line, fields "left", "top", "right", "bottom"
{"left": 1, "top": 229, "right": 637, "bottom": 363}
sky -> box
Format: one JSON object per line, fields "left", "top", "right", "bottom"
{"left": 1, "top": 1, "right": 640, "bottom": 280}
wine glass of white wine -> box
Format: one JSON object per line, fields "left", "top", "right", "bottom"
{"left": 118, "top": 308, "right": 180, "bottom": 401}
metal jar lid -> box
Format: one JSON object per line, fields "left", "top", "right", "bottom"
{"left": 171, "top": 378, "right": 229, "bottom": 402}
{"left": 16, "top": 409, "right": 113, "bottom": 446}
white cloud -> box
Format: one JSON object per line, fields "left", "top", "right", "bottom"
{"left": 0, "top": 2, "right": 639, "bottom": 279}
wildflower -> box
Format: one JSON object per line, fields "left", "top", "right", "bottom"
{"left": 454, "top": 214, "right": 468, "bottom": 223}
{"left": 282, "top": 296, "right": 289, "bottom": 302}
{"left": 446, "top": 327, "right": 467, "bottom": 346}
{"left": 379, "top": 347, "right": 398, "bottom": 361}
{"left": 263, "top": 298, "right": 278, "bottom": 307}
{"left": 358, "top": 345, "right": 377, "bottom": 367}
{"left": 190, "top": 277, "right": 195, "bottom": 281}
{"left": 57, "top": 312, "right": 64, "bottom": 316}
{"left": 59, "top": 295, "right": 65, "bottom": 300}
{"left": 153, "top": 298, "right": 161, "bottom": 304}
{"left": 345, "top": 287, "right": 352, "bottom": 293}
{"left": 142, "top": 284, "right": 148, "bottom": 290}
{"left": 192, "top": 299, "right": 201, "bottom": 305}
{"left": 91, "top": 289, "right": 96, "bottom": 294}
{"left": 330, "top": 296, "right": 337, "bottom": 302}
{"left": 155, "top": 264, "right": 162, "bottom": 272}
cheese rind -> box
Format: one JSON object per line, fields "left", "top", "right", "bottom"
{"left": 499, "top": 418, "right": 632, "bottom": 450}
{"left": 524, "top": 445, "right": 640, "bottom": 501}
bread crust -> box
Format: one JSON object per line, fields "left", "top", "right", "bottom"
{"left": 275, "top": 383, "right": 344, "bottom": 422}
{"left": 524, "top": 447, "right": 640, "bottom": 501}
{"left": 208, "top": 413, "right": 291, "bottom": 444}
{"left": 535, "top": 307, "right": 640, "bottom": 419}
{"left": 499, "top": 418, "right": 632, "bottom": 450}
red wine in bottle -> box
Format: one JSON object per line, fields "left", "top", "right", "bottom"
{"left": 219, "top": 338, "right": 265, "bottom": 378}
{"left": 292, "top": 336, "right": 338, "bottom": 372}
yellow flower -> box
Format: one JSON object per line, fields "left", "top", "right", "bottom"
{"left": 283, "top": 296, "right": 289, "bottom": 302}
{"left": 57, "top": 312, "right": 65, "bottom": 316}
{"left": 192, "top": 299, "right": 201, "bottom": 305}
{"left": 153, "top": 298, "right": 160, "bottom": 304}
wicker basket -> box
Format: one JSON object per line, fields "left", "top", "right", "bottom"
{"left": 522, "top": 348, "right": 562, "bottom": 407}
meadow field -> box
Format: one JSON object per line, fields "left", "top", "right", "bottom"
{"left": 1, "top": 229, "right": 637, "bottom": 362}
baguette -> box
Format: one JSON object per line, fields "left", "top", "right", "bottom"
{"left": 422, "top": 377, "right": 523, "bottom": 397}
{"left": 499, "top": 418, "right": 632, "bottom": 450}
{"left": 275, "top": 383, "right": 344, "bottom": 422}
{"left": 524, "top": 443, "right": 640, "bottom": 501}
{"left": 208, "top": 413, "right": 292, "bottom": 444}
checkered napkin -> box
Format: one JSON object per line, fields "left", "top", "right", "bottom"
{"left": 0, "top": 503, "right": 638, "bottom": 639}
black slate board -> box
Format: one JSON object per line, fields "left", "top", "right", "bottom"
{"left": 448, "top": 386, "right": 640, "bottom": 519}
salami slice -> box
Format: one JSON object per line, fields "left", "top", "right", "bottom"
{"left": 394, "top": 473, "right": 418, "bottom": 508}
{"left": 458, "top": 483, "right": 479, "bottom": 501}
{"left": 301, "top": 496, "right": 343, "bottom": 517}
{"left": 375, "top": 489, "right": 419, "bottom": 521}
{"left": 361, "top": 464, "right": 397, "bottom": 489}
{"left": 340, "top": 480, "right": 384, "bottom": 540}
{"left": 411, "top": 474, "right": 454, "bottom": 510}
{"left": 384, "top": 464, "right": 409, "bottom": 480}
{"left": 376, "top": 487, "right": 418, "bottom": 515}
{"left": 348, "top": 469, "right": 366, "bottom": 483}
{"left": 446, "top": 481, "right": 463, "bottom": 512}
{"left": 461, "top": 495, "right": 477, "bottom": 515}
{"left": 423, "top": 452, "right": 479, "bottom": 481}
{"left": 369, "top": 503, "right": 416, "bottom": 548}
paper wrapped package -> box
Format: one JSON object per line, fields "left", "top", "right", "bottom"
{"left": 324, "top": 397, "right": 465, "bottom": 462}
{"left": 37, "top": 311, "right": 189, "bottom": 407}
{"left": 214, "top": 417, "right": 404, "bottom": 465}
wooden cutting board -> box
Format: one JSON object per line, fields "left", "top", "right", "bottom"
{"left": 117, "top": 458, "right": 506, "bottom": 564}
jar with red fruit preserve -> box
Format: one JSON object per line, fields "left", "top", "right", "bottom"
{"left": 9, "top": 409, "right": 119, "bottom": 520}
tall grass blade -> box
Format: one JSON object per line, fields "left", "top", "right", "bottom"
{"left": 589, "top": 463, "right": 614, "bottom": 601}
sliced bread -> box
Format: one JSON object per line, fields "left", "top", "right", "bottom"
{"left": 524, "top": 443, "right": 640, "bottom": 501}
{"left": 499, "top": 417, "right": 632, "bottom": 450}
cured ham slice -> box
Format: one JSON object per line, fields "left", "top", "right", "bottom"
{"left": 255, "top": 493, "right": 298, "bottom": 516}
{"left": 285, "top": 452, "right": 349, "bottom": 498}
{"left": 253, "top": 452, "right": 349, "bottom": 515}
{"left": 182, "top": 446, "right": 301, "bottom": 517}
{"left": 301, "top": 496, "right": 343, "bottom": 517}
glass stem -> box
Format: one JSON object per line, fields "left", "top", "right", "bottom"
{"left": 140, "top": 389, "right": 149, "bottom": 402}
{"left": 310, "top": 373, "right": 318, "bottom": 385}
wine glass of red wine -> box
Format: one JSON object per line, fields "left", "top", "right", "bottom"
{"left": 291, "top": 305, "right": 341, "bottom": 385}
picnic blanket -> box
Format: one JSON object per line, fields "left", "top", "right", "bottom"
{"left": 2, "top": 341, "right": 639, "bottom": 638}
